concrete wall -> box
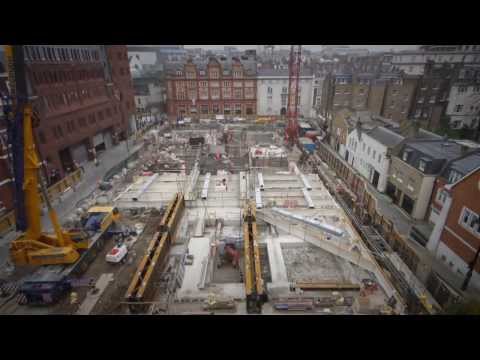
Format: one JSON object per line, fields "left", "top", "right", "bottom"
{"left": 415, "top": 175, "right": 436, "bottom": 220}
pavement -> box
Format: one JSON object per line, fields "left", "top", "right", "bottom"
{"left": 41, "top": 138, "right": 143, "bottom": 232}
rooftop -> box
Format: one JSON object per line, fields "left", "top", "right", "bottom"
{"left": 367, "top": 126, "right": 405, "bottom": 147}
{"left": 406, "top": 140, "right": 464, "bottom": 161}
{"left": 444, "top": 150, "right": 480, "bottom": 177}
{"left": 257, "top": 68, "right": 313, "bottom": 77}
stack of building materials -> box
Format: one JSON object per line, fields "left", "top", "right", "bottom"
{"left": 274, "top": 297, "right": 314, "bottom": 311}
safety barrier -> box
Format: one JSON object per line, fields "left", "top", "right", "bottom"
{"left": 42, "top": 168, "right": 83, "bottom": 205}
{"left": 0, "top": 169, "right": 83, "bottom": 234}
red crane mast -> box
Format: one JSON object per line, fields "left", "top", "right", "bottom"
{"left": 285, "top": 45, "right": 302, "bottom": 146}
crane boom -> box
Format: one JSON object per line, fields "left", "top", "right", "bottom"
{"left": 4, "top": 45, "right": 80, "bottom": 265}
{"left": 285, "top": 45, "right": 302, "bottom": 145}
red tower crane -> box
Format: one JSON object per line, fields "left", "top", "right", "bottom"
{"left": 285, "top": 45, "right": 302, "bottom": 146}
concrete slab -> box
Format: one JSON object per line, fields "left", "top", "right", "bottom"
{"left": 76, "top": 273, "right": 114, "bottom": 315}
{"left": 177, "top": 237, "right": 211, "bottom": 298}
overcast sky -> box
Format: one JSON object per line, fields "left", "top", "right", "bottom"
{"left": 184, "top": 45, "right": 418, "bottom": 52}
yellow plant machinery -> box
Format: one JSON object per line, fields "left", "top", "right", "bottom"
{"left": 125, "top": 193, "right": 185, "bottom": 313}
{"left": 243, "top": 200, "right": 267, "bottom": 313}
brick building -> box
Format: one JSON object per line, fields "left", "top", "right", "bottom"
{"left": 165, "top": 56, "right": 257, "bottom": 121}
{"left": 321, "top": 71, "right": 419, "bottom": 127}
{"left": 409, "top": 61, "right": 457, "bottom": 131}
{"left": 0, "top": 48, "right": 13, "bottom": 212}
{"left": 427, "top": 151, "right": 480, "bottom": 292}
{"left": 21, "top": 45, "right": 134, "bottom": 178}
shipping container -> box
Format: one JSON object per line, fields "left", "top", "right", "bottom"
{"left": 299, "top": 137, "right": 316, "bottom": 153}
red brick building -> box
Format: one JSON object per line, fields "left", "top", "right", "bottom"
{"left": 166, "top": 56, "right": 257, "bottom": 121}
{"left": 1, "top": 51, "right": 14, "bottom": 212}
{"left": 22, "top": 45, "right": 135, "bottom": 178}
{"left": 427, "top": 150, "right": 480, "bottom": 290}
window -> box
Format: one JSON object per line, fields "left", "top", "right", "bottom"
{"left": 418, "top": 159, "right": 426, "bottom": 172}
{"left": 235, "top": 104, "right": 242, "bottom": 115}
{"left": 448, "top": 170, "right": 462, "bottom": 183}
{"left": 224, "top": 104, "right": 231, "bottom": 114}
{"left": 473, "top": 86, "right": 480, "bottom": 93}
{"left": 234, "top": 88, "right": 243, "bottom": 99}
{"left": 209, "top": 70, "right": 219, "bottom": 79}
{"left": 455, "top": 104, "right": 464, "bottom": 113}
{"left": 282, "top": 87, "right": 288, "bottom": 93}
{"left": 267, "top": 87, "right": 273, "bottom": 95}
{"left": 402, "top": 150, "right": 410, "bottom": 161}
{"left": 458, "top": 86, "right": 467, "bottom": 93}
{"left": 222, "top": 87, "right": 232, "bottom": 99}
{"left": 106, "top": 108, "right": 112, "bottom": 117}
{"left": 199, "top": 87, "right": 209, "bottom": 100}
{"left": 372, "top": 150, "right": 376, "bottom": 159}
{"left": 210, "top": 88, "right": 220, "bottom": 100}
{"left": 367, "top": 146, "right": 371, "bottom": 155}
{"left": 223, "top": 81, "right": 231, "bottom": 87}
{"left": 246, "top": 104, "right": 254, "bottom": 115}
{"left": 436, "top": 189, "right": 448, "bottom": 204}
{"left": 38, "top": 131, "right": 46, "bottom": 144}
{"left": 212, "top": 104, "right": 220, "bottom": 114}
{"left": 459, "top": 207, "right": 480, "bottom": 235}
{"left": 79, "top": 117, "right": 87, "bottom": 127}
{"left": 429, "top": 96, "right": 436, "bottom": 103}
{"left": 200, "top": 105, "right": 209, "bottom": 114}
{"left": 98, "top": 110, "right": 104, "bottom": 121}
{"left": 57, "top": 125, "right": 63, "bottom": 138}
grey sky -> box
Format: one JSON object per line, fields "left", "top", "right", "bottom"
{"left": 184, "top": 45, "right": 418, "bottom": 52}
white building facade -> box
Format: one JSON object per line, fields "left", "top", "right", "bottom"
{"left": 128, "top": 51, "right": 158, "bottom": 77}
{"left": 390, "top": 46, "right": 480, "bottom": 76}
{"left": 446, "top": 83, "right": 480, "bottom": 129}
{"left": 311, "top": 74, "right": 325, "bottom": 118}
{"left": 256, "top": 69, "right": 314, "bottom": 117}
{"left": 345, "top": 126, "right": 404, "bottom": 193}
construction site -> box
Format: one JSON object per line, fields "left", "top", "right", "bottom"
{"left": 0, "top": 45, "right": 438, "bottom": 315}
{"left": 0, "top": 119, "right": 423, "bottom": 315}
